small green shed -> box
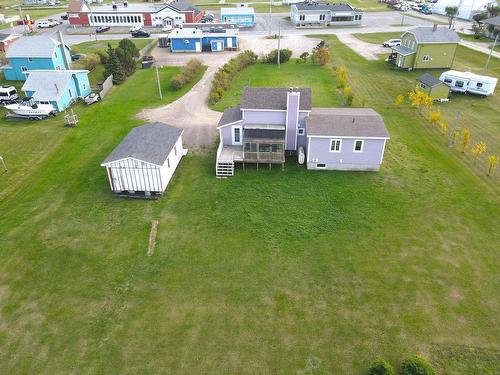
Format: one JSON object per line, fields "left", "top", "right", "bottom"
{"left": 416, "top": 73, "right": 450, "bottom": 100}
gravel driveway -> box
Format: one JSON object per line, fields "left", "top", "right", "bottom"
{"left": 336, "top": 34, "right": 389, "bottom": 61}
{"left": 138, "top": 35, "right": 321, "bottom": 147}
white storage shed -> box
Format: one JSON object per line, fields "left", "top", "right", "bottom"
{"left": 101, "top": 122, "right": 186, "bottom": 197}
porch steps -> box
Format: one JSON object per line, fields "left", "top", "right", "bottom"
{"left": 216, "top": 161, "right": 234, "bottom": 177}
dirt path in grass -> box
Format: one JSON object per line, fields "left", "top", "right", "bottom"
{"left": 336, "top": 34, "right": 389, "bottom": 61}
{"left": 137, "top": 35, "right": 320, "bottom": 147}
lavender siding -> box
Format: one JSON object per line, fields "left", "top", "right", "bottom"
{"left": 242, "top": 109, "right": 286, "bottom": 124}
{"left": 285, "top": 92, "right": 299, "bottom": 150}
{"left": 307, "top": 137, "right": 387, "bottom": 171}
{"left": 219, "top": 122, "right": 242, "bottom": 146}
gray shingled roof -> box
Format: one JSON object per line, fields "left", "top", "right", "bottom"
{"left": 22, "top": 70, "right": 86, "bottom": 101}
{"left": 306, "top": 108, "right": 389, "bottom": 138}
{"left": 101, "top": 122, "right": 183, "bottom": 166}
{"left": 406, "top": 26, "right": 460, "bottom": 44}
{"left": 218, "top": 105, "right": 242, "bottom": 127}
{"left": 392, "top": 44, "right": 415, "bottom": 56}
{"left": 6, "top": 36, "right": 66, "bottom": 58}
{"left": 294, "top": 2, "right": 356, "bottom": 11}
{"left": 241, "top": 87, "right": 312, "bottom": 111}
{"left": 482, "top": 16, "right": 500, "bottom": 27}
{"left": 416, "top": 73, "right": 442, "bottom": 87}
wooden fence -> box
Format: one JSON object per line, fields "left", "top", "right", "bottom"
{"left": 99, "top": 74, "right": 113, "bottom": 99}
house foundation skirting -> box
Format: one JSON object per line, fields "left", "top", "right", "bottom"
{"left": 306, "top": 162, "right": 381, "bottom": 171}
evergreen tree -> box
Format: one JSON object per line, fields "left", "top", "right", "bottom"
{"left": 104, "top": 44, "right": 125, "bottom": 84}
{"left": 115, "top": 47, "right": 136, "bottom": 77}
{"left": 118, "top": 38, "right": 140, "bottom": 58}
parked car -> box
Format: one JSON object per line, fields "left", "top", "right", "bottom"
{"left": 162, "top": 24, "right": 173, "bottom": 32}
{"left": 0, "top": 86, "right": 19, "bottom": 102}
{"left": 130, "top": 24, "right": 142, "bottom": 32}
{"left": 383, "top": 39, "right": 401, "bottom": 47}
{"left": 37, "top": 20, "right": 54, "bottom": 28}
{"left": 421, "top": 5, "right": 432, "bottom": 14}
{"left": 48, "top": 18, "right": 61, "bottom": 26}
{"left": 412, "top": 4, "right": 423, "bottom": 11}
{"left": 201, "top": 14, "right": 214, "bottom": 23}
{"left": 84, "top": 93, "right": 100, "bottom": 105}
{"left": 131, "top": 30, "right": 150, "bottom": 38}
{"left": 96, "top": 26, "right": 110, "bottom": 33}
{"left": 61, "top": 14, "right": 69, "bottom": 20}
{"left": 48, "top": 1, "right": 56, "bottom": 5}
{"left": 71, "top": 53, "right": 87, "bottom": 61}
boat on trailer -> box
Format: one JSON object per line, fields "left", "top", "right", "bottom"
{"left": 4, "top": 98, "right": 56, "bottom": 120}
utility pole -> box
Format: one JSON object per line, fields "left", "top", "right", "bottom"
{"left": 18, "top": 6, "right": 28, "bottom": 34}
{"left": 156, "top": 65, "right": 163, "bottom": 100}
{"left": 484, "top": 33, "right": 498, "bottom": 72}
{"left": 277, "top": 21, "right": 281, "bottom": 67}
{"left": 400, "top": 12, "right": 405, "bottom": 26}
{"left": 268, "top": 0, "right": 272, "bottom": 36}
{"left": 88, "top": 2, "right": 97, "bottom": 40}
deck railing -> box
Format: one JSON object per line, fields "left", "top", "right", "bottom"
{"left": 243, "top": 151, "right": 284, "bottom": 163}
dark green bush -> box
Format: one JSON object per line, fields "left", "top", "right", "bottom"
{"left": 264, "top": 48, "right": 292, "bottom": 64}
{"left": 400, "top": 356, "right": 436, "bottom": 375}
{"left": 367, "top": 359, "right": 395, "bottom": 375}
{"left": 208, "top": 50, "right": 257, "bottom": 105}
{"left": 170, "top": 58, "right": 203, "bottom": 90}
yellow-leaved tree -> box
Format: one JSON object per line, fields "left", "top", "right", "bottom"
{"left": 408, "top": 87, "right": 433, "bottom": 114}
{"left": 394, "top": 94, "right": 405, "bottom": 106}
{"left": 439, "top": 120, "right": 449, "bottom": 136}
{"left": 471, "top": 142, "right": 487, "bottom": 161}
{"left": 487, "top": 154, "right": 499, "bottom": 176}
{"left": 460, "top": 128, "right": 471, "bottom": 153}
{"left": 336, "top": 65, "right": 347, "bottom": 89}
{"left": 428, "top": 109, "right": 442, "bottom": 126}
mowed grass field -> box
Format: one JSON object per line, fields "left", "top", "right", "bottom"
{"left": 0, "top": 37, "right": 499, "bottom": 374}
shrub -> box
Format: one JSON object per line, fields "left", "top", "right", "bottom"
{"left": 208, "top": 50, "right": 257, "bottom": 105}
{"left": 170, "top": 58, "right": 203, "bottom": 90}
{"left": 343, "top": 85, "right": 354, "bottom": 106}
{"left": 264, "top": 48, "right": 292, "bottom": 64}
{"left": 400, "top": 356, "right": 436, "bottom": 375}
{"left": 367, "top": 359, "right": 395, "bottom": 375}
{"left": 83, "top": 53, "right": 100, "bottom": 71}
{"left": 312, "top": 47, "right": 331, "bottom": 65}
{"left": 97, "top": 50, "right": 108, "bottom": 65}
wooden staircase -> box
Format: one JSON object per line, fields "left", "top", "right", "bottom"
{"left": 216, "top": 161, "right": 234, "bottom": 177}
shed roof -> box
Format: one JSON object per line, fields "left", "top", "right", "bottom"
{"left": 22, "top": 70, "right": 88, "bottom": 101}
{"left": 405, "top": 26, "right": 460, "bottom": 44}
{"left": 101, "top": 122, "right": 183, "bottom": 166}
{"left": 306, "top": 108, "right": 389, "bottom": 138}
{"left": 482, "top": 16, "right": 500, "bottom": 27}
{"left": 241, "top": 87, "right": 312, "bottom": 111}
{"left": 391, "top": 44, "right": 415, "bottom": 56}
{"left": 294, "top": 2, "right": 357, "bottom": 12}
{"left": 218, "top": 105, "right": 242, "bottom": 127}
{"left": 6, "top": 36, "right": 66, "bottom": 58}
{"left": 416, "top": 73, "right": 443, "bottom": 87}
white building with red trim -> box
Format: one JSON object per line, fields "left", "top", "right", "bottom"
{"left": 67, "top": 0, "right": 204, "bottom": 27}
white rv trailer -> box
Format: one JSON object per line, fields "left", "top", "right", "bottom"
{"left": 439, "top": 70, "right": 497, "bottom": 96}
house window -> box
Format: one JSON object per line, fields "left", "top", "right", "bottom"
{"left": 444, "top": 78, "right": 452, "bottom": 84}
{"left": 422, "top": 55, "right": 430, "bottom": 62}
{"left": 259, "top": 144, "right": 271, "bottom": 152}
{"left": 298, "top": 128, "right": 305, "bottom": 135}
{"left": 455, "top": 81, "right": 464, "bottom": 88}
{"left": 82, "top": 83, "right": 87, "bottom": 90}
{"left": 419, "top": 83, "right": 426, "bottom": 90}
{"left": 319, "top": 14, "right": 325, "bottom": 21}
{"left": 21, "top": 66, "right": 28, "bottom": 72}
{"left": 358, "top": 14, "right": 362, "bottom": 20}
{"left": 316, "top": 163, "right": 326, "bottom": 168}
{"left": 54, "top": 51, "right": 57, "bottom": 58}
{"left": 68, "top": 88, "right": 73, "bottom": 97}
{"left": 353, "top": 140, "right": 364, "bottom": 152}
{"left": 271, "top": 144, "right": 283, "bottom": 152}
{"left": 28, "top": 57, "right": 33, "bottom": 62}
{"left": 299, "top": 15, "right": 305, "bottom": 21}
{"left": 184, "top": 39, "right": 190, "bottom": 44}
{"left": 233, "top": 127, "right": 241, "bottom": 144}
{"left": 167, "top": 157, "right": 170, "bottom": 168}
{"left": 244, "top": 143, "right": 257, "bottom": 152}
{"left": 56, "top": 66, "right": 61, "bottom": 70}
{"left": 330, "top": 139, "right": 341, "bottom": 152}
{"left": 476, "top": 82, "right": 483, "bottom": 88}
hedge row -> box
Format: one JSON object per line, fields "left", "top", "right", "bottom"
{"left": 171, "top": 59, "right": 204, "bottom": 90}
{"left": 208, "top": 50, "right": 258, "bottom": 105}
{"left": 368, "top": 356, "right": 436, "bottom": 375}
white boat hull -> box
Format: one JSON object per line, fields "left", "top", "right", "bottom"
{"left": 4, "top": 103, "right": 55, "bottom": 117}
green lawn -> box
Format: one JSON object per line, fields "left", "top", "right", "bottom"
{"left": 72, "top": 38, "right": 153, "bottom": 55}
{"left": 0, "top": 34, "right": 499, "bottom": 374}
{"left": 354, "top": 31, "right": 403, "bottom": 44}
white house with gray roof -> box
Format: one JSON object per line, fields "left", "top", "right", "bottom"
{"left": 101, "top": 122, "right": 187, "bottom": 197}
{"left": 291, "top": 1, "right": 363, "bottom": 27}
{"left": 216, "top": 87, "right": 389, "bottom": 177}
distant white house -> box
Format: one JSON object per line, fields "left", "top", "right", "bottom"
{"left": 101, "top": 122, "right": 186, "bottom": 198}
{"left": 432, "top": 0, "right": 497, "bottom": 20}
{"left": 290, "top": 2, "right": 363, "bottom": 27}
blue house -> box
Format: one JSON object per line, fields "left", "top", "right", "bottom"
{"left": 220, "top": 6, "right": 256, "bottom": 28}
{"left": 22, "top": 70, "right": 91, "bottom": 112}
{"left": 169, "top": 27, "right": 238, "bottom": 53}
{"left": 2, "top": 36, "right": 72, "bottom": 81}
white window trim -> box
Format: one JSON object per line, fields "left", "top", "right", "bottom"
{"left": 232, "top": 125, "right": 242, "bottom": 145}
{"left": 353, "top": 140, "right": 364, "bottom": 153}
{"left": 422, "top": 55, "right": 431, "bottom": 62}
{"left": 298, "top": 128, "right": 305, "bottom": 135}
{"left": 329, "top": 139, "right": 342, "bottom": 153}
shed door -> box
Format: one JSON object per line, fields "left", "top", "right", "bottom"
{"left": 227, "top": 37, "right": 232, "bottom": 48}
{"left": 195, "top": 41, "right": 201, "bottom": 52}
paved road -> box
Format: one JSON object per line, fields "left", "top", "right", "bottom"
{"left": 459, "top": 39, "right": 500, "bottom": 59}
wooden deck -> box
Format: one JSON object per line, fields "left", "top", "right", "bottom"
{"left": 218, "top": 146, "right": 244, "bottom": 163}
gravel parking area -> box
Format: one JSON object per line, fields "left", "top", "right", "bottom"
{"left": 336, "top": 34, "right": 389, "bottom": 60}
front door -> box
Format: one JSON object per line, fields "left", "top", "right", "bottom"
{"left": 195, "top": 41, "right": 201, "bottom": 52}
{"left": 232, "top": 126, "right": 242, "bottom": 145}
{"left": 227, "top": 37, "right": 232, "bottom": 48}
